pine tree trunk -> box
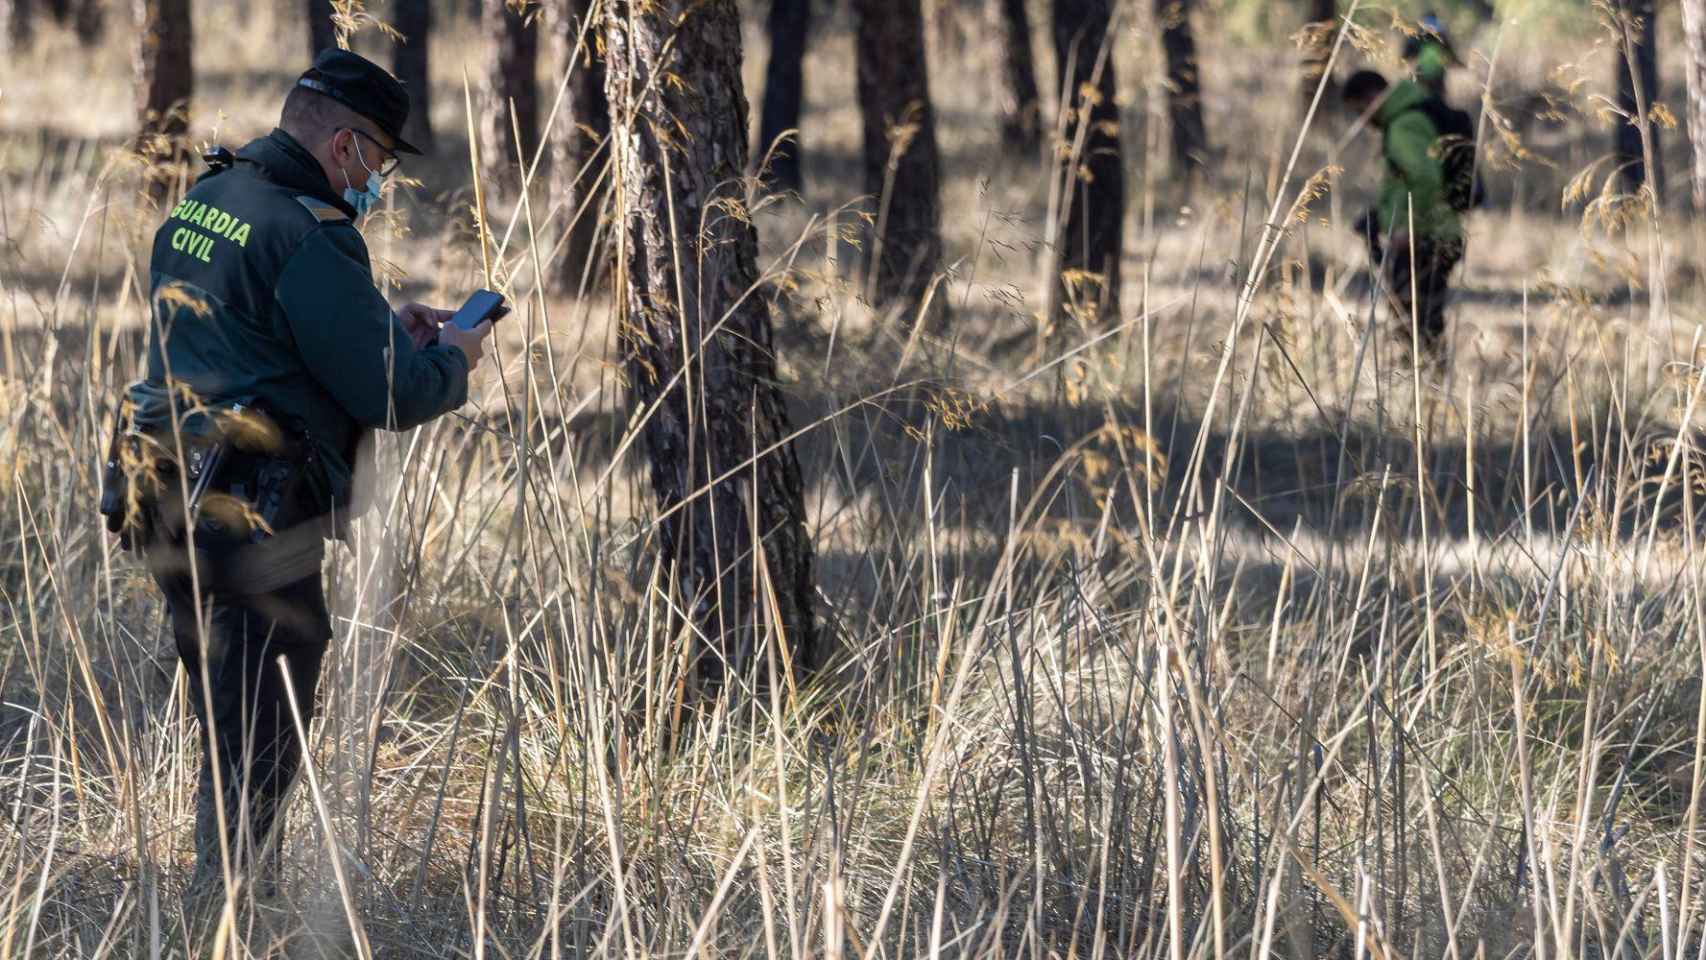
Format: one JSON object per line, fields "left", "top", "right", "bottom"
{"left": 1685, "top": 0, "right": 1706, "bottom": 213}
{"left": 757, "top": 0, "right": 808, "bottom": 191}
{"left": 2, "top": 0, "right": 34, "bottom": 56}
{"left": 1300, "top": 0, "right": 1336, "bottom": 100}
{"left": 134, "top": 0, "right": 193, "bottom": 205}
{"left": 602, "top": 0, "right": 818, "bottom": 685}
{"left": 853, "top": 0, "right": 945, "bottom": 317}
{"left": 392, "top": 0, "right": 433, "bottom": 151}
{"left": 1614, "top": 0, "right": 1661, "bottom": 195}
{"left": 1049, "top": 0, "right": 1124, "bottom": 325}
{"left": 1155, "top": 0, "right": 1207, "bottom": 185}
{"left": 993, "top": 0, "right": 1041, "bottom": 153}
{"left": 69, "top": 0, "right": 100, "bottom": 44}
{"left": 481, "top": 0, "right": 540, "bottom": 188}
{"left": 308, "top": 0, "right": 336, "bottom": 53}
{"left": 548, "top": 0, "right": 607, "bottom": 289}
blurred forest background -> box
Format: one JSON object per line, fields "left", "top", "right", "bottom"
{"left": 6, "top": 0, "right": 1706, "bottom": 957}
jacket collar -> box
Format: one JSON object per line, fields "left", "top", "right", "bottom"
{"left": 236, "top": 129, "right": 360, "bottom": 220}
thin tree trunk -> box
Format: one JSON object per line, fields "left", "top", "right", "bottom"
{"left": 757, "top": 0, "right": 808, "bottom": 191}
{"left": 1049, "top": 0, "right": 1124, "bottom": 325}
{"left": 134, "top": 0, "right": 193, "bottom": 206}
{"left": 603, "top": 0, "right": 818, "bottom": 684}
{"left": 548, "top": 0, "right": 607, "bottom": 288}
{"left": 853, "top": 0, "right": 945, "bottom": 318}
{"left": 2, "top": 0, "right": 34, "bottom": 55}
{"left": 1685, "top": 0, "right": 1706, "bottom": 213}
{"left": 1300, "top": 0, "right": 1336, "bottom": 100}
{"left": 69, "top": 0, "right": 100, "bottom": 44}
{"left": 993, "top": 0, "right": 1041, "bottom": 153}
{"left": 309, "top": 0, "right": 337, "bottom": 53}
{"left": 392, "top": 0, "right": 433, "bottom": 151}
{"left": 1155, "top": 0, "right": 1207, "bottom": 185}
{"left": 1614, "top": 0, "right": 1660, "bottom": 194}
{"left": 481, "top": 0, "right": 540, "bottom": 188}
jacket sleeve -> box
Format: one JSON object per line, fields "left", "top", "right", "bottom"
{"left": 1379, "top": 113, "right": 1446, "bottom": 235}
{"left": 273, "top": 226, "right": 470, "bottom": 431}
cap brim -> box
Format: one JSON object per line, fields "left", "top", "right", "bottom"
{"left": 392, "top": 134, "right": 423, "bottom": 156}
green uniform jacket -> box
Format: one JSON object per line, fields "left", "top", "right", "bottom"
{"left": 1374, "top": 80, "right": 1462, "bottom": 243}
{"left": 136, "top": 129, "right": 469, "bottom": 517}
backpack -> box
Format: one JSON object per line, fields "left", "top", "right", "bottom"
{"left": 1410, "top": 96, "right": 1486, "bottom": 212}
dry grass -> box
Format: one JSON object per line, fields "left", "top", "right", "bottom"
{"left": 3, "top": 0, "right": 1706, "bottom": 958}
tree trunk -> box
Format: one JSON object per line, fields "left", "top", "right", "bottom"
{"left": 1300, "top": 0, "right": 1336, "bottom": 100}
{"left": 757, "top": 0, "right": 808, "bottom": 191}
{"left": 1614, "top": 0, "right": 1661, "bottom": 194}
{"left": 1685, "top": 0, "right": 1706, "bottom": 213}
{"left": 853, "top": 0, "right": 944, "bottom": 317}
{"left": 993, "top": 0, "right": 1042, "bottom": 153}
{"left": 480, "top": 0, "right": 540, "bottom": 188}
{"left": 602, "top": 0, "right": 818, "bottom": 684}
{"left": 134, "top": 0, "right": 193, "bottom": 205}
{"left": 74, "top": 0, "right": 101, "bottom": 45}
{"left": 309, "top": 0, "right": 337, "bottom": 53}
{"left": 1049, "top": 0, "right": 1124, "bottom": 325}
{"left": 548, "top": 0, "right": 607, "bottom": 289}
{"left": 1155, "top": 0, "right": 1207, "bottom": 185}
{"left": 2, "top": 0, "right": 34, "bottom": 56}
{"left": 392, "top": 0, "right": 434, "bottom": 151}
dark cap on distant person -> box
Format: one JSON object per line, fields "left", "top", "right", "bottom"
{"left": 295, "top": 49, "right": 421, "bottom": 155}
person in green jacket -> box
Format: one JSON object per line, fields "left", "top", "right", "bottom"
{"left": 127, "top": 50, "right": 493, "bottom": 919}
{"left": 1344, "top": 68, "right": 1466, "bottom": 351}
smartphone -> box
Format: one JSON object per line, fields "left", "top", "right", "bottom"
{"left": 450, "top": 289, "right": 508, "bottom": 330}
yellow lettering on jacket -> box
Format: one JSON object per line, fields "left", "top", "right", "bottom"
{"left": 171, "top": 201, "right": 252, "bottom": 253}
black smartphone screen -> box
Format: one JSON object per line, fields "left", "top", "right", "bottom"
{"left": 450, "top": 289, "right": 506, "bottom": 330}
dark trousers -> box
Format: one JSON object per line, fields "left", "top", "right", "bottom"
{"left": 1384, "top": 234, "right": 1463, "bottom": 347}
{"left": 150, "top": 541, "right": 329, "bottom": 891}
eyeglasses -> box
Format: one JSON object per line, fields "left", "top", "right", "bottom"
{"left": 345, "top": 128, "right": 401, "bottom": 177}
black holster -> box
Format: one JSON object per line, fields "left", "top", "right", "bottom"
{"left": 101, "top": 399, "right": 313, "bottom": 554}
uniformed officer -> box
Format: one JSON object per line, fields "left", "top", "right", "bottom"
{"left": 127, "top": 49, "right": 493, "bottom": 914}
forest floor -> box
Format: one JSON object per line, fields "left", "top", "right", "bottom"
{"left": 3, "top": 1, "right": 1706, "bottom": 958}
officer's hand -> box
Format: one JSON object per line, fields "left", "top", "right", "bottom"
{"left": 440, "top": 319, "right": 493, "bottom": 370}
{"left": 398, "top": 302, "right": 454, "bottom": 349}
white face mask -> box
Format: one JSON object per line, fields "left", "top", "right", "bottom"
{"left": 340, "top": 132, "right": 385, "bottom": 217}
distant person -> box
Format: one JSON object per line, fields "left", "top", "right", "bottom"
{"left": 102, "top": 50, "right": 493, "bottom": 922}
{"left": 1343, "top": 68, "right": 1468, "bottom": 352}
{"left": 1402, "top": 12, "right": 1456, "bottom": 99}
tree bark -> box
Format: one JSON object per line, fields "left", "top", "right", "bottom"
{"left": 853, "top": 0, "right": 945, "bottom": 317}
{"left": 1155, "top": 0, "right": 1207, "bottom": 185}
{"left": 392, "top": 0, "right": 434, "bottom": 151}
{"left": 1049, "top": 0, "right": 1124, "bottom": 325}
{"left": 481, "top": 0, "right": 540, "bottom": 188}
{"left": 134, "top": 0, "right": 193, "bottom": 205}
{"left": 72, "top": 0, "right": 101, "bottom": 45}
{"left": 1614, "top": 0, "right": 1661, "bottom": 194}
{"left": 309, "top": 0, "right": 337, "bottom": 53}
{"left": 2, "top": 0, "right": 34, "bottom": 56}
{"left": 993, "top": 0, "right": 1042, "bottom": 153}
{"left": 757, "top": 0, "right": 808, "bottom": 191}
{"left": 603, "top": 0, "right": 818, "bottom": 685}
{"left": 1685, "top": 0, "right": 1706, "bottom": 212}
{"left": 548, "top": 0, "right": 607, "bottom": 289}
{"left": 1300, "top": 0, "right": 1336, "bottom": 100}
